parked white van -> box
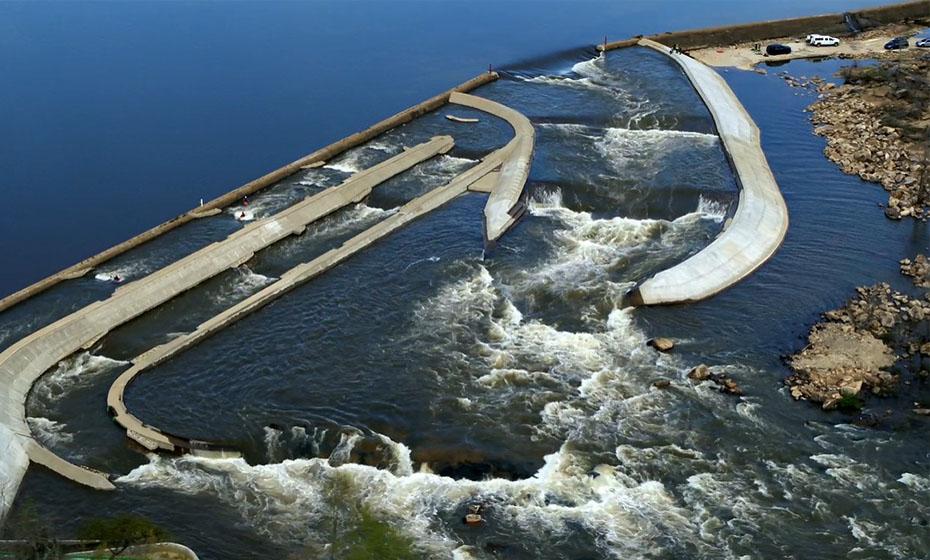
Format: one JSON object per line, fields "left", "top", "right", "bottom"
{"left": 810, "top": 35, "right": 840, "bottom": 47}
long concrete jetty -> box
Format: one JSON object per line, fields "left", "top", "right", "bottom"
{"left": 625, "top": 39, "right": 788, "bottom": 305}
{"left": 0, "top": 73, "right": 499, "bottom": 315}
{"left": 107, "top": 92, "right": 533, "bottom": 455}
{"left": 0, "top": 136, "right": 452, "bottom": 515}
{"left": 449, "top": 92, "right": 535, "bottom": 243}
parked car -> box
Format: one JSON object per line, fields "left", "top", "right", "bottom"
{"left": 916, "top": 38, "right": 930, "bottom": 48}
{"left": 766, "top": 43, "right": 792, "bottom": 56}
{"left": 810, "top": 35, "right": 840, "bottom": 47}
{"left": 884, "top": 37, "right": 909, "bottom": 50}
{"left": 806, "top": 34, "right": 829, "bottom": 44}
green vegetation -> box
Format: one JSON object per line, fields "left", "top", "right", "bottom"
{"left": 77, "top": 515, "right": 169, "bottom": 559}
{"left": 321, "top": 471, "right": 418, "bottom": 560}
{"left": 837, "top": 393, "right": 864, "bottom": 411}
{"left": 1, "top": 505, "right": 169, "bottom": 560}
{"left": 3, "top": 502, "right": 61, "bottom": 560}
{"left": 340, "top": 507, "right": 418, "bottom": 560}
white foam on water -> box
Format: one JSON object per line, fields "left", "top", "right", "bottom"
{"left": 324, "top": 141, "right": 399, "bottom": 175}
{"left": 263, "top": 425, "right": 283, "bottom": 463}
{"left": 304, "top": 203, "right": 396, "bottom": 241}
{"left": 111, "top": 256, "right": 726, "bottom": 555}
{"left": 597, "top": 126, "right": 718, "bottom": 173}
{"left": 94, "top": 259, "right": 153, "bottom": 283}
{"left": 452, "top": 545, "right": 481, "bottom": 560}
{"left": 524, "top": 187, "right": 722, "bottom": 298}
{"left": 898, "top": 472, "right": 930, "bottom": 491}
{"left": 432, "top": 154, "right": 477, "bottom": 173}
{"left": 696, "top": 194, "right": 728, "bottom": 222}
{"left": 324, "top": 161, "right": 361, "bottom": 174}
{"left": 31, "top": 352, "right": 128, "bottom": 408}
{"left": 376, "top": 433, "right": 414, "bottom": 477}
{"left": 211, "top": 266, "right": 275, "bottom": 307}
{"left": 26, "top": 417, "right": 74, "bottom": 446}
{"left": 519, "top": 73, "right": 632, "bottom": 104}
{"left": 119, "top": 441, "right": 711, "bottom": 558}
{"left": 810, "top": 454, "right": 883, "bottom": 493}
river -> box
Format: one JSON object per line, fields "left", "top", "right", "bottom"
{"left": 3, "top": 2, "right": 929, "bottom": 559}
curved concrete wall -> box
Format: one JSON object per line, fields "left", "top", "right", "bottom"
{"left": 448, "top": 92, "right": 535, "bottom": 242}
{"left": 626, "top": 39, "right": 788, "bottom": 305}
{"left": 0, "top": 73, "right": 498, "bottom": 315}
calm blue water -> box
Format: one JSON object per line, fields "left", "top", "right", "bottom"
{"left": 0, "top": 0, "right": 889, "bottom": 297}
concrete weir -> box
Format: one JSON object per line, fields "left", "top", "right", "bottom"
{"left": 107, "top": 92, "right": 533, "bottom": 455}
{"left": 625, "top": 39, "right": 788, "bottom": 305}
{"left": 0, "top": 89, "right": 532, "bottom": 517}
{"left": 0, "top": 136, "right": 453, "bottom": 513}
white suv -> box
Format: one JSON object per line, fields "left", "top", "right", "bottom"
{"left": 810, "top": 35, "right": 840, "bottom": 47}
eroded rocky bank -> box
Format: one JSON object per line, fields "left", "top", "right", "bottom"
{"left": 788, "top": 259, "right": 930, "bottom": 414}
{"left": 807, "top": 51, "right": 930, "bottom": 219}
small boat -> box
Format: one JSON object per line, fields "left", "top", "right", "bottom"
{"left": 445, "top": 114, "right": 479, "bottom": 123}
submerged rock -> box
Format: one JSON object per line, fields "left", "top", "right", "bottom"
{"left": 686, "top": 363, "right": 743, "bottom": 396}
{"left": 648, "top": 338, "right": 675, "bottom": 352}
{"left": 688, "top": 364, "right": 711, "bottom": 381}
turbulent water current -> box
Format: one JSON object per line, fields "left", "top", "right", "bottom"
{"left": 4, "top": 48, "right": 930, "bottom": 559}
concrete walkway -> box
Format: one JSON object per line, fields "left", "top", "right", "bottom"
{"left": 627, "top": 39, "right": 788, "bottom": 305}
{"left": 0, "top": 137, "right": 452, "bottom": 515}
{"left": 449, "top": 92, "right": 535, "bottom": 243}
{"left": 108, "top": 94, "right": 534, "bottom": 454}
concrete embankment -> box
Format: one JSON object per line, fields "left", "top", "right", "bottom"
{"left": 0, "top": 137, "right": 451, "bottom": 516}
{"left": 600, "top": 0, "right": 930, "bottom": 51}
{"left": 108, "top": 93, "right": 533, "bottom": 454}
{"left": 626, "top": 39, "right": 788, "bottom": 305}
{"left": 0, "top": 72, "right": 498, "bottom": 315}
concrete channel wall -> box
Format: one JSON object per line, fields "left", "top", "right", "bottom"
{"left": 0, "top": 137, "right": 453, "bottom": 516}
{"left": 601, "top": 0, "right": 930, "bottom": 51}
{"left": 0, "top": 72, "right": 498, "bottom": 315}
{"left": 449, "top": 92, "right": 535, "bottom": 243}
{"left": 626, "top": 39, "right": 788, "bottom": 305}
{"left": 107, "top": 92, "right": 534, "bottom": 455}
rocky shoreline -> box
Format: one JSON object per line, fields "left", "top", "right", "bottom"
{"left": 806, "top": 52, "right": 929, "bottom": 220}
{"left": 782, "top": 36, "right": 930, "bottom": 416}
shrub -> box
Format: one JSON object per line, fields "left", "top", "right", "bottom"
{"left": 77, "top": 515, "right": 169, "bottom": 559}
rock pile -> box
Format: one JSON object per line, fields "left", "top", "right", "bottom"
{"left": 806, "top": 56, "right": 930, "bottom": 220}
{"left": 779, "top": 72, "right": 823, "bottom": 90}
{"left": 687, "top": 364, "right": 743, "bottom": 396}
{"left": 788, "top": 283, "right": 930, "bottom": 409}
{"left": 900, "top": 254, "right": 930, "bottom": 287}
